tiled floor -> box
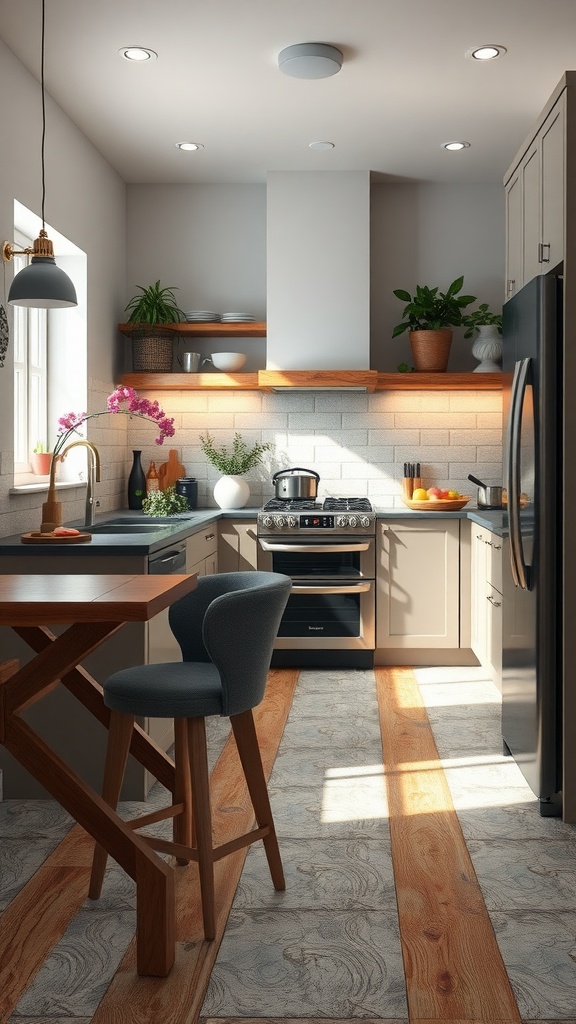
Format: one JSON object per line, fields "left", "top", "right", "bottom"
{"left": 2, "top": 666, "right": 576, "bottom": 1022}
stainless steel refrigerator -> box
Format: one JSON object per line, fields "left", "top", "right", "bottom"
{"left": 502, "top": 273, "right": 562, "bottom": 816}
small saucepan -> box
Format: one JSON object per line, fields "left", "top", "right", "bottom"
{"left": 273, "top": 467, "right": 320, "bottom": 500}
{"left": 468, "top": 474, "right": 503, "bottom": 510}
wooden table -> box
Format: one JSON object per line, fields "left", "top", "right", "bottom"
{"left": 0, "top": 573, "right": 197, "bottom": 977}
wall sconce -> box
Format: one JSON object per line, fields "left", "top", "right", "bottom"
{"left": 2, "top": 0, "right": 77, "bottom": 309}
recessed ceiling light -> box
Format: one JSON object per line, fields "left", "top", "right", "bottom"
{"left": 175, "top": 142, "right": 204, "bottom": 152}
{"left": 465, "top": 44, "right": 507, "bottom": 61}
{"left": 442, "top": 141, "right": 471, "bottom": 151}
{"left": 118, "top": 46, "right": 158, "bottom": 62}
{"left": 309, "top": 141, "right": 335, "bottom": 151}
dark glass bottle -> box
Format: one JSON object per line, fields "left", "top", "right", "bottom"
{"left": 128, "top": 450, "right": 146, "bottom": 510}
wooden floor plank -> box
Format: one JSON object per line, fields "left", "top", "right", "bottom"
{"left": 375, "top": 666, "right": 521, "bottom": 1024}
{"left": 90, "top": 667, "right": 299, "bottom": 1024}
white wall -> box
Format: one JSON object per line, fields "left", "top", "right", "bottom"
{"left": 0, "top": 38, "right": 127, "bottom": 537}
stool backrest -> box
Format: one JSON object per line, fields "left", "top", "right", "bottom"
{"left": 169, "top": 571, "right": 291, "bottom": 715}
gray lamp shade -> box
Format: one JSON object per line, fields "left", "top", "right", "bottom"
{"left": 8, "top": 256, "right": 78, "bottom": 309}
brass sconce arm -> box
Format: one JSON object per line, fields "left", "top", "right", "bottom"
{"left": 2, "top": 231, "right": 56, "bottom": 263}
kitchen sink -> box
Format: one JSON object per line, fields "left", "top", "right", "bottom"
{"left": 88, "top": 523, "right": 168, "bottom": 534}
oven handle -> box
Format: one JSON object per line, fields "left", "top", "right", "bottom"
{"left": 290, "top": 582, "right": 373, "bottom": 595}
{"left": 258, "top": 540, "right": 371, "bottom": 554}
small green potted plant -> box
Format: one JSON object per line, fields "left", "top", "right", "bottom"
{"left": 142, "top": 485, "right": 189, "bottom": 517}
{"left": 392, "top": 276, "right": 477, "bottom": 373}
{"left": 462, "top": 303, "right": 503, "bottom": 372}
{"left": 200, "top": 432, "right": 273, "bottom": 509}
{"left": 124, "top": 280, "right": 186, "bottom": 373}
{"left": 462, "top": 303, "right": 502, "bottom": 338}
{"left": 31, "top": 440, "right": 53, "bottom": 476}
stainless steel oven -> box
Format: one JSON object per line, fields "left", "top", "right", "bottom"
{"left": 257, "top": 498, "right": 376, "bottom": 668}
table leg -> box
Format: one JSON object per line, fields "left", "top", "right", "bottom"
{"left": 4, "top": 704, "right": 176, "bottom": 976}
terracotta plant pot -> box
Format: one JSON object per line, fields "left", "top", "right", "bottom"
{"left": 409, "top": 328, "right": 453, "bottom": 373}
{"left": 31, "top": 451, "right": 53, "bottom": 476}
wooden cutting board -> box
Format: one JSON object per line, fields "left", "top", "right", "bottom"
{"left": 158, "top": 449, "right": 185, "bottom": 490}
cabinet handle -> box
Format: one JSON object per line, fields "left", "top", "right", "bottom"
{"left": 204, "top": 533, "right": 215, "bottom": 541}
{"left": 538, "top": 242, "right": 551, "bottom": 264}
{"left": 487, "top": 594, "right": 501, "bottom": 607}
{"left": 476, "top": 534, "right": 484, "bottom": 540}
{"left": 507, "top": 279, "right": 516, "bottom": 296}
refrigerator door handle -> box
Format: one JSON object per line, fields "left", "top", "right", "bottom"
{"left": 506, "top": 360, "right": 522, "bottom": 587}
{"left": 508, "top": 357, "right": 532, "bottom": 591}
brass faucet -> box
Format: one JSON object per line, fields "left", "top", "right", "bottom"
{"left": 59, "top": 440, "right": 102, "bottom": 527}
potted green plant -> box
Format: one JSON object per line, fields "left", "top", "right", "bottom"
{"left": 124, "top": 280, "right": 186, "bottom": 373}
{"left": 31, "top": 441, "right": 53, "bottom": 476}
{"left": 462, "top": 303, "right": 503, "bottom": 372}
{"left": 200, "top": 432, "right": 273, "bottom": 509}
{"left": 142, "top": 485, "right": 189, "bottom": 517}
{"left": 392, "top": 276, "right": 477, "bottom": 373}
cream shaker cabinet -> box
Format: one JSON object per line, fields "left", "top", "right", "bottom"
{"left": 376, "top": 519, "right": 460, "bottom": 649}
{"left": 217, "top": 519, "right": 258, "bottom": 572}
{"left": 505, "top": 84, "right": 566, "bottom": 298}
{"left": 470, "top": 525, "right": 503, "bottom": 689}
{"left": 186, "top": 524, "right": 218, "bottom": 577}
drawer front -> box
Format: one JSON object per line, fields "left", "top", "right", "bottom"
{"left": 186, "top": 527, "right": 218, "bottom": 571}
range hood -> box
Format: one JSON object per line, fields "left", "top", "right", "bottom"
{"left": 266, "top": 171, "right": 371, "bottom": 389}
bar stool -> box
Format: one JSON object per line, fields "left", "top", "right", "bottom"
{"left": 88, "top": 570, "right": 291, "bottom": 940}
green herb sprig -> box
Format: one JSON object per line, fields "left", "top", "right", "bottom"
{"left": 199, "top": 432, "right": 273, "bottom": 475}
{"left": 142, "top": 486, "right": 189, "bottom": 516}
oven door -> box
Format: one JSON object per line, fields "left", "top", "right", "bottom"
{"left": 257, "top": 538, "right": 375, "bottom": 650}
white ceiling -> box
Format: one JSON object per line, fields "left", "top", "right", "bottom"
{"left": 1, "top": 0, "right": 575, "bottom": 186}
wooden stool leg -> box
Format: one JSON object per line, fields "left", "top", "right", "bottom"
{"left": 231, "top": 710, "right": 285, "bottom": 891}
{"left": 89, "top": 711, "right": 135, "bottom": 900}
{"left": 187, "top": 717, "right": 216, "bottom": 940}
{"left": 173, "top": 717, "right": 193, "bottom": 864}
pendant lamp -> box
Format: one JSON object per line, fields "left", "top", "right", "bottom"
{"left": 2, "top": 0, "right": 77, "bottom": 309}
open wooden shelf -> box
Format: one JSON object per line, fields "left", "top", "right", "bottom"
{"left": 118, "top": 370, "right": 503, "bottom": 391}
{"left": 118, "top": 322, "right": 266, "bottom": 338}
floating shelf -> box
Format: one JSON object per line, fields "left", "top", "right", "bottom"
{"left": 118, "top": 370, "right": 503, "bottom": 392}
{"left": 118, "top": 322, "right": 266, "bottom": 338}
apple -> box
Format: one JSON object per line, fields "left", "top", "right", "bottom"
{"left": 439, "top": 489, "right": 451, "bottom": 499}
{"left": 427, "top": 487, "right": 442, "bottom": 498}
{"left": 412, "top": 487, "right": 429, "bottom": 501}
{"left": 448, "top": 489, "right": 461, "bottom": 499}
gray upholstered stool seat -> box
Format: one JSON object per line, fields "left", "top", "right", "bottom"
{"left": 89, "top": 570, "right": 292, "bottom": 943}
{"left": 104, "top": 661, "right": 223, "bottom": 719}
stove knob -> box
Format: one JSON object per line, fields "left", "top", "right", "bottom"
{"left": 348, "top": 515, "right": 358, "bottom": 528}
{"left": 360, "top": 516, "right": 371, "bottom": 528}
{"left": 262, "top": 515, "right": 274, "bottom": 529}
{"left": 287, "top": 516, "right": 298, "bottom": 528}
{"left": 336, "top": 516, "right": 348, "bottom": 528}
{"left": 276, "top": 516, "right": 286, "bottom": 528}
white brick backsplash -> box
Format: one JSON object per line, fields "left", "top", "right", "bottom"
{"left": 314, "top": 393, "right": 369, "bottom": 412}
{"left": 262, "top": 392, "right": 315, "bottom": 412}
{"left": 419, "top": 430, "right": 450, "bottom": 445}
{"left": 181, "top": 412, "right": 235, "bottom": 429}
{"left": 371, "top": 428, "right": 420, "bottom": 445}
{"left": 475, "top": 447, "right": 504, "bottom": 463}
{"left": 371, "top": 391, "right": 451, "bottom": 412}
{"left": 207, "top": 392, "right": 263, "bottom": 412}
{"left": 342, "top": 412, "right": 395, "bottom": 428}
{"left": 477, "top": 412, "right": 503, "bottom": 428}
{"left": 449, "top": 391, "right": 502, "bottom": 411}
{"left": 234, "top": 412, "right": 289, "bottom": 429}
{"left": 287, "top": 413, "right": 342, "bottom": 429}
{"left": 451, "top": 429, "right": 502, "bottom": 445}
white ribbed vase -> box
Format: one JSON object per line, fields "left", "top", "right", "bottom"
{"left": 471, "top": 325, "right": 503, "bottom": 372}
{"left": 213, "top": 474, "right": 250, "bottom": 509}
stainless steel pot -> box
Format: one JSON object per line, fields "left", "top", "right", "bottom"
{"left": 468, "top": 474, "right": 503, "bottom": 509}
{"left": 272, "top": 467, "right": 320, "bottom": 500}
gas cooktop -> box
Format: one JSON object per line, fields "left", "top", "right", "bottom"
{"left": 262, "top": 497, "right": 373, "bottom": 512}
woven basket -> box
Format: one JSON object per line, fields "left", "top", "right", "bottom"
{"left": 131, "top": 331, "right": 174, "bottom": 373}
{"left": 409, "top": 329, "right": 453, "bottom": 373}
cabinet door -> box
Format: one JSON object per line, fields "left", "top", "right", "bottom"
{"left": 486, "top": 582, "right": 503, "bottom": 691}
{"left": 470, "top": 526, "right": 488, "bottom": 663}
{"left": 541, "top": 95, "right": 565, "bottom": 272}
{"left": 218, "top": 519, "right": 258, "bottom": 572}
{"left": 505, "top": 170, "right": 523, "bottom": 299}
{"left": 522, "top": 143, "right": 541, "bottom": 286}
{"left": 376, "top": 519, "right": 460, "bottom": 648}
{"left": 186, "top": 527, "right": 218, "bottom": 573}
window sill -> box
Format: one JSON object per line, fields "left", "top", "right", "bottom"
{"left": 11, "top": 478, "right": 84, "bottom": 495}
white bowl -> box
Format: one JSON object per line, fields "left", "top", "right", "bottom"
{"left": 210, "top": 352, "right": 247, "bottom": 372}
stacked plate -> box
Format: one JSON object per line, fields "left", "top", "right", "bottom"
{"left": 220, "top": 312, "right": 256, "bottom": 322}
{"left": 184, "top": 310, "right": 221, "bottom": 322}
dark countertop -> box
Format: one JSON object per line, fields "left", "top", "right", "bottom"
{"left": 0, "top": 504, "right": 506, "bottom": 555}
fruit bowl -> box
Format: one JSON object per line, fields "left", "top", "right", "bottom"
{"left": 402, "top": 496, "right": 471, "bottom": 511}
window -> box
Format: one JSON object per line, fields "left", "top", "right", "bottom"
{"left": 13, "top": 231, "right": 48, "bottom": 470}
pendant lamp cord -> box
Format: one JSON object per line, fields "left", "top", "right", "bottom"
{"left": 40, "top": 0, "right": 46, "bottom": 231}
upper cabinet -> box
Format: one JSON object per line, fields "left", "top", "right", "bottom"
{"left": 504, "top": 80, "right": 567, "bottom": 298}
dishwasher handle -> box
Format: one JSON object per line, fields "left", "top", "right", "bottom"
{"left": 148, "top": 544, "right": 187, "bottom": 574}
